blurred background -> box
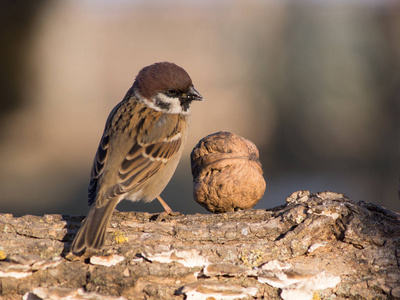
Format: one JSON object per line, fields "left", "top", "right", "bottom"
{"left": 1, "top": 0, "right": 399, "bottom": 217}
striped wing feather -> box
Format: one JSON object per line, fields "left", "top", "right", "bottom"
{"left": 88, "top": 100, "right": 183, "bottom": 207}
{"left": 117, "top": 137, "right": 181, "bottom": 190}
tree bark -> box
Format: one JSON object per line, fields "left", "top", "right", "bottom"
{"left": 1, "top": 191, "right": 399, "bottom": 300}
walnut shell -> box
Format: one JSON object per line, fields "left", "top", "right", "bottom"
{"left": 191, "top": 131, "right": 266, "bottom": 213}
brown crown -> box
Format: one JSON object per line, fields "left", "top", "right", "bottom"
{"left": 133, "top": 62, "right": 193, "bottom": 99}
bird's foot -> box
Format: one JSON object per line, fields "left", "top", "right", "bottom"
{"left": 155, "top": 210, "right": 182, "bottom": 221}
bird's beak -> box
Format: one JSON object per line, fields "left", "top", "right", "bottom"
{"left": 187, "top": 86, "right": 204, "bottom": 102}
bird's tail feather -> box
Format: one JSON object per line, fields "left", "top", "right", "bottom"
{"left": 71, "top": 199, "right": 118, "bottom": 254}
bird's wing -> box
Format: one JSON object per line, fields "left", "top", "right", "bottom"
{"left": 88, "top": 99, "right": 185, "bottom": 207}
{"left": 116, "top": 112, "right": 183, "bottom": 192}
{"left": 88, "top": 101, "right": 125, "bottom": 206}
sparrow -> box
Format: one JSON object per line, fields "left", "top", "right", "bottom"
{"left": 71, "top": 62, "right": 203, "bottom": 253}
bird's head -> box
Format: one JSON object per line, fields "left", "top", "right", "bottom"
{"left": 133, "top": 62, "right": 203, "bottom": 114}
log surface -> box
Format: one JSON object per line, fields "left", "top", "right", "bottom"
{"left": 1, "top": 191, "right": 400, "bottom": 299}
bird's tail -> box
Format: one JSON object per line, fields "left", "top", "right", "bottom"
{"left": 71, "top": 199, "right": 118, "bottom": 254}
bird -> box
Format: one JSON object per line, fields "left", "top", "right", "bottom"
{"left": 71, "top": 62, "right": 203, "bottom": 253}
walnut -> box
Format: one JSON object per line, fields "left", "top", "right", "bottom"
{"left": 190, "top": 131, "right": 266, "bottom": 213}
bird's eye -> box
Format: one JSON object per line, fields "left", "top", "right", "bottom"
{"left": 166, "top": 89, "right": 178, "bottom": 97}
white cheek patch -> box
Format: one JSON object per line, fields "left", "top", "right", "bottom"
{"left": 134, "top": 91, "right": 190, "bottom": 115}
{"left": 153, "top": 93, "right": 185, "bottom": 114}
{"left": 138, "top": 97, "right": 162, "bottom": 112}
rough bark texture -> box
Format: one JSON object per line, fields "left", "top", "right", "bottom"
{"left": 0, "top": 191, "right": 400, "bottom": 300}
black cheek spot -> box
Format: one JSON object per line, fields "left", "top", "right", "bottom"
{"left": 155, "top": 99, "right": 171, "bottom": 111}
